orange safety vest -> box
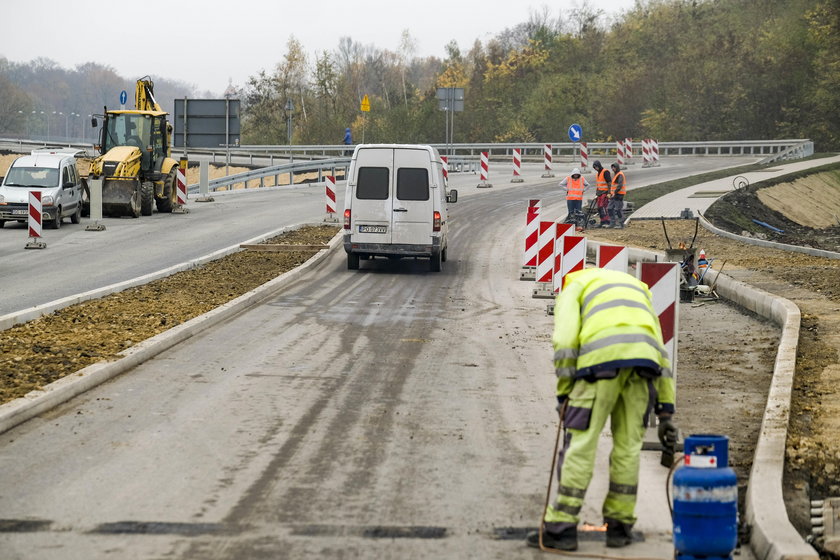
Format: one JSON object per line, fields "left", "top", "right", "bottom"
{"left": 566, "top": 176, "right": 584, "bottom": 200}
{"left": 596, "top": 169, "right": 609, "bottom": 194}
{"left": 611, "top": 171, "right": 627, "bottom": 196}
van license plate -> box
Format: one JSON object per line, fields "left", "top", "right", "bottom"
{"left": 12, "top": 209, "right": 27, "bottom": 215}
{"left": 359, "top": 225, "right": 387, "bottom": 233}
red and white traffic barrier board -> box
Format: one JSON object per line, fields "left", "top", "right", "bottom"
{"left": 651, "top": 139, "right": 661, "bottom": 167}
{"left": 541, "top": 144, "right": 554, "bottom": 178}
{"left": 639, "top": 262, "right": 680, "bottom": 378}
{"left": 324, "top": 175, "right": 338, "bottom": 222}
{"left": 25, "top": 190, "right": 47, "bottom": 249}
{"left": 596, "top": 244, "right": 628, "bottom": 273}
{"left": 551, "top": 223, "right": 576, "bottom": 294}
{"left": 642, "top": 139, "right": 652, "bottom": 167}
{"left": 625, "top": 138, "right": 634, "bottom": 164}
{"left": 556, "top": 235, "right": 586, "bottom": 293}
{"left": 173, "top": 157, "right": 189, "bottom": 213}
{"left": 532, "top": 221, "right": 555, "bottom": 298}
{"left": 441, "top": 156, "right": 448, "bottom": 182}
{"left": 523, "top": 203, "right": 541, "bottom": 267}
{"left": 511, "top": 148, "right": 524, "bottom": 183}
{"left": 477, "top": 151, "right": 493, "bottom": 188}
{"left": 616, "top": 141, "right": 625, "bottom": 168}
{"left": 580, "top": 142, "right": 588, "bottom": 170}
{"left": 529, "top": 198, "right": 541, "bottom": 212}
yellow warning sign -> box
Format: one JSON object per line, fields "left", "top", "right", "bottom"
{"left": 360, "top": 94, "right": 370, "bottom": 112}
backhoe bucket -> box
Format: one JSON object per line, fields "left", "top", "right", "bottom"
{"left": 102, "top": 178, "right": 141, "bottom": 217}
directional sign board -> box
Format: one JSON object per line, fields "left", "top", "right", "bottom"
{"left": 173, "top": 98, "right": 241, "bottom": 148}
{"left": 568, "top": 123, "right": 582, "bottom": 142}
{"left": 361, "top": 94, "right": 370, "bottom": 112}
{"left": 120, "top": 90, "right": 127, "bottom": 109}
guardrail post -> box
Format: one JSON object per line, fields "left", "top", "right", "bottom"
{"left": 84, "top": 178, "right": 107, "bottom": 231}
{"left": 195, "top": 161, "right": 214, "bottom": 202}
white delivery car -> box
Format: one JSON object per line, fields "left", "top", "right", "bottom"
{"left": 0, "top": 148, "right": 86, "bottom": 229}
{"left": 343, "top": 144, "right": 458, "bottom": 271}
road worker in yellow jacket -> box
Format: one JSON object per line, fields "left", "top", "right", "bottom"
{"left": 527, "top": 268, "right": 677, "bottom": 551}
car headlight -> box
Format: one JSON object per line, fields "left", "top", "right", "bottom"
{"left": 41, "top": 194, "right": 55, "bottom": 206}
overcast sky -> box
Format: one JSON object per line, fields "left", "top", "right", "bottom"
{"left": 3, "top": 0, "right": 636, "bottom": 95}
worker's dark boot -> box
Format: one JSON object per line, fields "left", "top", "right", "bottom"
{"left": 605, "top": 519, "right": 633, "bottom": 547}
{"left": 525, "top": 526, "right": 578, "bottom": 550}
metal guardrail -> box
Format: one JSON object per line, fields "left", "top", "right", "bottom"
{"left": 187, "top": 158, "right": 351, "bottom": 193}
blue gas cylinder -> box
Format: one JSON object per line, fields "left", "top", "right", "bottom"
{"left": 673, "top": 434, "right": 738, "bottom": 560}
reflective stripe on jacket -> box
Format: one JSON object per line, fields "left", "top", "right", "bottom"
{"left": 552, "top": 268, "right": 675, "bottom": 411}
{"left": 566, "top": 176, "right": 584, "bottom": 200}
{"left": 611, "top": 171, "right": 627, "bottom": 196}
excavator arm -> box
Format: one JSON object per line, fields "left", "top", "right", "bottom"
{"left": 135, "top": 76, "right": 163, "bottom": 112}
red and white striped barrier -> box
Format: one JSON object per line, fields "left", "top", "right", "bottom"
{"left": 173, "top": 158, "right": 189, "bottom": 213}
{"left": 25, "top": 190, "right": 47, "bottom": 249}
{"left": 511, "top": 148, "right": 524, "bottom": 183}
{"left": 616, "top": 141, "right": 625, "bottom": 168}
{"left": 596, "top": 244, "right": 628, "bottom": 273}
{"left": 477, "top": 151, "right": 493, "bottom": 188}
{"left": 651, "top": 139, "right": 661, "bottom": 167}
{"left": 580, "top": 142, "right": 588, "bottom": 170}
{"left": 324, "top": 175, "right": 338, "bottom": 222}
{"left": 556, "top": 235, "right": 586, "bottom": 293}
{"left": 642, "top": 139, "right": 652, "bottom": 167}
{"left": 520, "top": 204, "right": 541, "bottom": 280}
{"left": 441, "top": 156, "right": 448, "bottom": 182}
{"left": 551, "top": 223, "right": 575, "bottom": 294}
{"left": 639, "top": 262, "right": 680, "bottom": 378}
{"left": 541, "top": 144, "right": 554, "bottom": 178}
{"left": 532, "top": 221, "right": 555, "bottom": 298}
{"left": 625, "top": 138, "right": 634, "bottom": 165}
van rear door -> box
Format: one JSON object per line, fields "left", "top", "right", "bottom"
{"left": 352, "top": 147, "right": 393, "bottom": 245}
{"left": 392, "top": 148, "right": 433, "bottom": 245}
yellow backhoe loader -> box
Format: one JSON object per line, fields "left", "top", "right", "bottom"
{"left": 88, "top": 77, "right": 179, "bottom": 217}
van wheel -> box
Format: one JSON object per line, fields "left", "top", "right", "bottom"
{"left": 71, "top": 204, "right": 81, "bottom": 224}
{"left": 348, "top": 253, "right": 360, "bottom": 270}
{"left": 441, "top": 247, "right": 448, "bottom": 262}
{"left": 51, "top": 210, "right": 62, "bottom": 229}
{"left": 430, "top": 250, "right": 442, "bottom": 272}
{"left": 0, "top": 220, "right": 5, "bottom": 228}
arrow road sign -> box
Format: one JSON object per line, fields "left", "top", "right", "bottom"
{"left": 568, "top": 123, "right": 582, "bottom": 142}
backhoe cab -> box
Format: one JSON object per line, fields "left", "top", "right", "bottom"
{"left": 88, "top": 77, "right": 179, "bottom": 217}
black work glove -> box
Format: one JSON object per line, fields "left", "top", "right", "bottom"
{"left": 658, "top": 416, "right": 677, "bottom": 467}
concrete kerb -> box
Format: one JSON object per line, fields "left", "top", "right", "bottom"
{"left": 586, "top": 239, "right": 818, "bottom": 560}
{"left": 0, "top": 225, "right": 343, "bottom": 436}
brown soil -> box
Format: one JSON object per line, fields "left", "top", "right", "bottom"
{"left": 0, "top": 225, "right": 339, "bottom": 404}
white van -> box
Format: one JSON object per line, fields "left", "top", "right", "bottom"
{"left": 0, "top": 148, "right": 86, "bottom": 229}
{"left": 343, "top": 144, "right": 457, "bottom": 271}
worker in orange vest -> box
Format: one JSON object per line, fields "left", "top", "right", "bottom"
{"left": 608, "top": 162, "right": 627, "bottom": 228}
{"left": 592, "top": 160, "right": 612, "bottom": 227}
{"left": 559, "top": 168, "right": 590, "bottom": 219}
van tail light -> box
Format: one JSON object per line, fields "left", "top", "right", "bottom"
{"left": 344, "top": 209, "right": 351, "bottom": 230}
{"left": 433, "top": 211, "right": 441, "bottom": 232}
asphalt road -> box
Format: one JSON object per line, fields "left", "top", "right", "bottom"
{"left": 0, "top": 156, "right": 760, "bottom": 559}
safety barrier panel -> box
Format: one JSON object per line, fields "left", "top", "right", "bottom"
{"left": 532, "top": 221, "right": 555, "bottom": 298}
{"left": 625, "top": 138, "right": 634, "bottom": 165}
{"left": 477, "top": 151, "right": 492, "bottom": 188}
{"left": 639, "top": 262, "right": 680, "bottom": 378}
{"left": 441, "top": 156, "right": 448, "bottom": 182}
{"left": 616, "top": 141, "right": 626, "bottom": 168}
{"left": 174, "top": 157, "right": 189, "bottom": 214}
{"left": 542, "top": 144, "right": 554, "bottom": 178}
{"left": 580, "top": 142, "right": 588, "bottom": 170}
{"left": 553, "top": 227, "right": 580, "bottom": 294}
{"left": 596, "top": 244, "right": 628, "bottom": 273}
{"left": 25, "top": 191, "right": 46, "bottom": 250}
{"left": 520, "top": 199, "right": 541, "bottom": 280}
{"left": 324, "top": 175, "right": 338, "bottom": 223}
{"left": 511, "top": 148, "right": 524, "bottom": 183}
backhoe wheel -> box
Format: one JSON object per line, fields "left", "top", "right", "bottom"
{"left": 128, "top": 190, "right": 141, "bottom": 218}
{"left": 156, "top": 169, "right": 177, "bottom": 213}
{"left": 140, "top": 182, "right": 154, "bottom": 216}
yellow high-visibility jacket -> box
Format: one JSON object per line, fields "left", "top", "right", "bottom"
{"left": 552, "top": 267, "right": 675, "bottom": 414}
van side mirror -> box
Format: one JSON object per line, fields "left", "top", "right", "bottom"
{"left": 446, "top": 189, "right": 458, "bottom": 203}
{"left": 63, "top": 181, "right": 75, "bottom": 189}
{"left": 91, "top": 117, "right": 98, "bottom": 127}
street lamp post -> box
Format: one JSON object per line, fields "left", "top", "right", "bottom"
{"left": 285, "top": 99, "right": 294, "bottom": 164}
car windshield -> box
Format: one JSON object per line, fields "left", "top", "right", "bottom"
{"left": 103, "top": 113, "right": 152, "bottom": 152}
{"left": 3, "top": 167, "right": 59, "bottom": 188}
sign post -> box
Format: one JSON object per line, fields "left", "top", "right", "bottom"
{"left": 360, "top": 94, "right": 370, "bottom": 143}
{"left": 568, "top": 123, "right": 583, "bottom": 166}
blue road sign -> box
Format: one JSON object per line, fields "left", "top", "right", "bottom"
{"left": 568, "top": 123, "right": 582, "bottom": 142}
{"left": 119, "top": 90, "right": 127, "bottom": 105}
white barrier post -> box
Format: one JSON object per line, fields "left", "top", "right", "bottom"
{"left": 541, "top": 144, "right": 554, "bottom": 178}
{"left": 477, "top": 151, "right": 493, "bottom": 188}
{"left": 520, "top": 200, "right": 541, "bottom": 280}
{"left": 324, "top": 175, "right": 338, "bottom": 223}
{"left": 551, "top": 223, "right": 575, "bottom": 295}
{"left": 532, "top": 221, "right": 555, "bottom": 298}
{"left": 596, "top": 244, "right": 629, "bottom": 273}
{"left": 195, "top": 160, "right": 215, "bottom": 202}
{"left": 173, "top": 157, "right": 190, "bottom": 214}
{"left": 625, "top": 138, "right": 634, "bottom": 165}
{"left": 616, "top": 141, "right": 625, "bottom": 168}
{"left": 84, "top": 178, "right": 106, "bottom": 231}
{"left": 511, "top": 148, "right": 524, "bottom": 183}
{"left": 24, "top": 191, "right": 47, "bottom": 249}
{"left": 652, "top": 139, "right": 661, "bottom": 167}
{"left": 580, "top": 142, "right": 588, "bottom": 170}
{"left": 642, "top": 139, "right": 652, "bottom": 168}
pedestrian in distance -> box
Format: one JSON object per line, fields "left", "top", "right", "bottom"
{"left": 592, "top": 160, "right": 612, "bottom": 227}
{"left": 608, "top": 162, "right": 627, "bottom": 228}
{"left": 526, "top": 267, "right": 678, "bottom": 552}
{"left": 343, "top": 127, "right": 353, "bottom": 156}
{"left": 559, "top": 168, "right": 589, "bottom": 219}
